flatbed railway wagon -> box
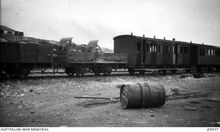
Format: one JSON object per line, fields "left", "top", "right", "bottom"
{"left": 61, "top": 39, "right": 128, "bottom": 76}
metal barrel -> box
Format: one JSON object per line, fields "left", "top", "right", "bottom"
{"left": 120, "top": 82, "right": 166, "bottom": 109}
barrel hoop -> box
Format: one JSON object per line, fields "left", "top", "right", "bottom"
{"left": 120, "top": 85, "right": 129, "bottom": 109}
{"left": 143, "top": 82, "right": 152, "bottom": 107}
{"left": 158, "top": 84, "right": 166, "bottom": 106}
{"left": 137, "top": 83, "right": 144, "bottom": 108}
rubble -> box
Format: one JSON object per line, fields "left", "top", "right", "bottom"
{"left": 184, "top": 106, "right": 197, "bottom": 111}
{"left": 201, "top": 97, "right": 220, "bottom": 102}
{"left": 0, "top": 73, "right": 220, "bottom": 126}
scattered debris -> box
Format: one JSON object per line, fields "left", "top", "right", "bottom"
{"left": 29, "top": 89, "right": 34, "bottom": 92}
{"left": 201, "top": 105, "right": 212, "bottom": 109}
{"left": 171, "top": 88, "right": 180, "bottom": 95}
{"left": 201, "top": 98, "right": 220, "bottom": 102}
{"left": 75, "top": 96, "right": 120, "bottom": 107}
{"left": 184, "top": 106, "right": 197, "bottom": 111}
{"left": 34, "top": 92, "right": 41, "bottom": 95}
{"left": 193, "top": 73, "right": 205, "bottom": 78}
{"left": 166, "top": 91, "right": 211, "bottom": 101}
{"left": 76, "top": 99, "right": 119, "bottom": 108}
{"left": 18, "top": 93, "right": 24, "bottom": 97}
{"left": 180, "top": 74, "right": 187, "bottom": 78}
{"left": 150, "top": 110, "right": 154, "bottom": 113}
{"left": 150, "top": 114, "right": 154, "bottom": 117}
{"left": 95, "top": 78, "right": 111, "bottom": 82}
{"left": 74, "top": 96, "right": 119, "bottom": 101}
{"left": 206, "top": 74, "right": 216, "bottom": 77}
{"left": 189, "top": 101, "right": 201, "bottom": 104}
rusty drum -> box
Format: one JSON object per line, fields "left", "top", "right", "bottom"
{"left": 120, "top": 82, "right": 166, "bottom": 109}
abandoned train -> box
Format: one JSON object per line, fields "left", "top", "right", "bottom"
{"left": 1, "top": 26, "right": 220, "bottom": 77}
{"left": 114, "top": 34, "right": 220, "bottom": 74}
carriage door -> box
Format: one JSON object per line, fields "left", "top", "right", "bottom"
{"left": 174, "top": 43, "right": 178, "bottom": 65}
{"left": 142, "top": 39, "right": 146, "bottom": 64}
{"left": 190, "top": 45, "right": 198, "bottom": 65}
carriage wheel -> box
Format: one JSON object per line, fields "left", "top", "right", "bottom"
{"left": 93, "top": 66, "right": 101, "bottom": 76}
{"left": 139, "top": 71, "right": 145, "bottom": 75}
{"left": 75, "top": 67, "right": 85, "bottom": 77}
{"left": 65, "top": 68, "right": 75, "bottom": 77}
{"left": 19, "top": 67, "right": 31, "bottom": 78}
{"left": 128, "top": 68, "right": 134, "bottom": 75}
{"left": 103, "top": 66, "right": 112, "bottom": 76}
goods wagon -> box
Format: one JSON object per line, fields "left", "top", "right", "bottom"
{"left": 0, "top": 41, "right": 62, "bottom": 77}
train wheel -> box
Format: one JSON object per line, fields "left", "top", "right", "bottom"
{"left": 128, "top": 68, "right": 134, "bottom": 75}
{"left": 139, "top": 71, "right": 145, "bottom": 75}
{"left": 19, "top": 67, "right": 31, "bottom": 78}
{"left": 159, "top": 70, "right": 167, "bottom": 75}
{"left": 93, "top": 67, "right": 101, "bottom": 76}
{"left": 0, "top": 70, "right": 7, "bottom": 78}
{"left": 65, "top": 68, "right": 75, "bottom": 77}
{"left": 171, "top": 70, "right": 177, "bottom": 74}
{"left": 76, "top": 71, "right": 84, "bottom": 77}
{"left": 216, "top": 67, "right": 220, "bottom": 72}
{"left": 75, "top": 67, "right": 85, "bottom": 77}
{"left": 103, "top": 66, "right": 112, "bottom": 76}
{"left": 185, "top": 69, "right": 191, "bottom": 73}
{"left": 67, "top": 72, "right": 74, "bottom": 76}
{"left": 41, "top": 67, "right": 47, "bottom": 74}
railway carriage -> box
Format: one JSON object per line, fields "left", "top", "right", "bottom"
{"left": 114, "top": 34, "right": 220, "bottom": 74}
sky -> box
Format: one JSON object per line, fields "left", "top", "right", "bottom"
{"left": 1, "top": 0, "right": 220, "bottom": 49}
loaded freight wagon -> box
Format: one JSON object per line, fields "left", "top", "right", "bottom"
{"left": 0, "top": 41, "right": 63, "bottom": 77}
{"left": 60, "top": 38, "right": 128, "bottom": 76}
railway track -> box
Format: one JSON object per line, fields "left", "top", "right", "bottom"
{"left": 1, "top": 68, "right": 219, "bottom": 80}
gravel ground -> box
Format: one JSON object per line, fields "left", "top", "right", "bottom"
{"left": 0, "top": 73, "right": 220, "bottom": 127}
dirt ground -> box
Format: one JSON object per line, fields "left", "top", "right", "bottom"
{"left": 0, "top": 73, "right": 220, "bottom": 127}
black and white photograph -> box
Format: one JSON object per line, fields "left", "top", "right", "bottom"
{"left": 0, "top": 0, "right": 220, "bottom": 129}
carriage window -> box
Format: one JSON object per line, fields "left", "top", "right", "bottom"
{"left": 206, "top": 49, "right": 209, "bottom": 56}
{"left": 206, "top": 49, "right": 212, "bottom": 56}
{"left": 3, "top": 30, "right": 8, "bottom": 34}
{"left": 149, "top": 45, "right": 157, "bottom": 53}
{"left": 210, "top": 49, "right": 215, "bottom": 56}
